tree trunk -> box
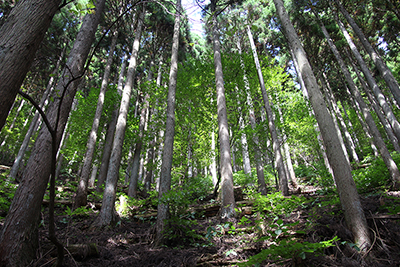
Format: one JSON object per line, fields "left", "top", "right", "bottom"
{"left": 335, "top": 0, "right": 400, "bottom": 106}
{"left": 93, "top": 8, "right": 144, "bottom": 227}
{"left": 0, "top": 0, "right": 62, "bottom": 131}
{"left": 128, "top": 94, "right": 149, "bottom": 198}
{"left": 247, "top": 25, "right": 288, "bottom": 196}
{"left": 239, "top": 114, "right": 252, "bottom": 175}
{"left": 274, "top": 0, "right": 371, "bottom": 251}
{"left": 318, "top": 16, "right": 400, "bottom": 187}
{"left": 335, "top": 14, "right": 400, "bottom": 143}
{"left": 0, "top": 1, "right": 106, "bottom": 265}
{"left": 75, "top": 29, "right": 119, "bottom": 208}
{"left": 211, "top": 0, "right": 236, "bottom": 219}
{"left": 155, "top": 0, "right": 181, "bottom": 245}
{"left": 96, "top": 54, "right": 128, "bottom": 191}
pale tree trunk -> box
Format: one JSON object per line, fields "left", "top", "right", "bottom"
{"left": 335, "top": 14, "right": 400, "bottom": 143}
{"left": 273, "top": 0, "right": 371, "bottom": 250}
{"left": 0, "top": 1, "right": 106, "bottom": 265}
{"left": 335, "top": 0, "right": 400, "bottom": 106}
{"left": 320, "top": 73, "right": 358, "bottom": 163}
{"left": 128, "top": 93, "right": 149, "bottom": 198}
{"left": 94, "top": 8, "right": 144, "bottom": 227}
{"left": 345, "top": 86, "right": 380, "bottom": 157}
{"left": 289, "top": 46, "right": 334, "bottom": 177}
{"left": 96, "top": 54, "right": 127, "bottom": 191}
{"left": 237, "top": 40, "right": 267, "bottom": 194}
{"left": 323, "top": 72, "right": 359, "bottom": 163}
{"left": 211, "top": 131, "right": 218, "bottom": 186}
{"left": 247, "top": 25, "right": 288, "bottom": 196}
{"left": 75, "top": 29, "right": 119, "bottom": 208}
{"left": 239, "top": 114, "right": 252, "bottom": 174}
{"left": 0, "top": 0, "right": 62, "bottom": 131}
{"left": 155, "top": 0, "right": 181, "bottom": 245}
{"left": 318, "top": 16, "right": 400, "bottom": 187}
{"left": 349, "top": 57, "right": 400, "bottom": 154}
{"left": 211, "top": 0, "right": 236, "bottom": 219}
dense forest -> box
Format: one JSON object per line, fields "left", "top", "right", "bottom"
{"left": 0, "top": 0, "right": 400, "bottom": 266}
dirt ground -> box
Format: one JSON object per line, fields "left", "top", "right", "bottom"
{"left": 28, "top": 190, "right": 400, "bottom": 267}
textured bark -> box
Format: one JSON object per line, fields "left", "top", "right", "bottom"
{"left": 94, "top": 8, "right": 144, "bottom": 227}
{"left": 0, "top": 0, "right": 62, "bottom": 131}
{"left": 211, "top": 1, "right": 236, "bottom": 219}
{"left": 335, "top": 14, "right": 400, "bottom": 143}
{"left": 128, "top": 94, "right": 149, "bottom": 198}
{"left": 350, "top": 58, "right": 400, "bottom": 154}
{"left": 237, "top": 40, "right": 267, "bottom": 194}
{"left": 75, "top": 30, "right": 118, "bottom": 208}
{"left": 335, "top": 0, "right": 400, "bottom": 106}
{"left": 239, "top": 115, "right": 252, "bottom": 174}
{"left": 274, "top": 0, "right": 371, "bottom": 250}
{"left": 318, "top": 16, "right": 400, "bottom": 187}
{"left": 96, "top": 54, "right": 128, "bottom": 191}
{"left": 155, "top": 0, "right": 181, "bottom": 245}
{"left": 0, "top": 1, "right": 105, "bottom": 265}
{"left": 247, "top": 25, "right": 288, "bottom": 196}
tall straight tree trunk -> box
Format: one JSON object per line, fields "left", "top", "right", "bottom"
{"left": 94, "top": 8, "right": 144, "bottom": 227}
{"left": 237, "top": 40, "right": 267, "bottom": 194}
{"left": 75, "top": 29, "right": 119, "bottom": 208}
{"left": 9, "top": 46, "right": 64, "bottom": 181}
{"left": 0, "top": 1, "right": 106, "bottom": 265}
{"left": 96, "top": 54, "right": 128, "bottom": 191}
{"left": 0, "top": 0, "right": 62, "bottom": 131}
{"left": 349, "top": 57, "right": 400, "bottom": 153}
{"left": 335, "top": 0, "right": 400, "bottom": 106}
{"left": 289, "top": 46, "right": 333, "bottom": 177}
{"left": 247, "top": 25, "right": 288, "bottom": 196}
{"left": 155, "top": 0, "right": 181, "bottom": 245}
{"left": 335, "top": 14, "right": 400, "bottom": 143}
{"left": 273, "top": 0, "right": 371, "bottom": 250}
{"left": 211, "top": 130, "right": 218, "bottom": 186}
{"left": 239, "top": 114, "right": 252, "bottom": 174}
{"left": 211, "top": 0, "right": 236, "bottom": 219}
{"left": 317, "top": 15, "right": 400, "bottom": 187}
{"left": 128, "top": 93, "right": 149, "bottom": 197}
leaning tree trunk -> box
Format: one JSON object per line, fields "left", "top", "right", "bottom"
{"left": 93, "top": 8, "right": 144, "bottom": 227}
{"left": 335, "top": 0, "right": 400, "bottom": 107}
{"left": 335, "top": 14, "right": 400, "bottom": 143}
{"left": 0, "top": 0, "right": 62, "bottom": 131}
{"left": 317, "top": 15, "right": 400, "bottom": 187}
{"left": 211, "top": 0, "right": 236, "bottom": 219}
{"left": 273, "top": 0, "right": 371, "bottom": 251}
{"left": 247, "top": 25, "right": 288, "bottom": 196}
{"left": 75, "top": 29, "right": 119, "bottom": 208}
{"left": 0, "top": 1, "right": 106, "bottom": 265}
{"left": 96, "top": 54, "right": 128, "bottom": 191}
{"left": 155, "top": 0, "right": 181, "bottom": 245}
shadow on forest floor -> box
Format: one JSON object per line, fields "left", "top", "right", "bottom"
{"left": 9, "top": 186, "right": 400, "bottom": 266}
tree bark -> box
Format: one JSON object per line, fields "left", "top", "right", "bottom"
{"left": 94, "top": 8, "right": 144, "bottom": 227}
{"left": 335, "top": 0, "right": 400, "bottom": 106}
{"left": 318, "top": 15, "right": 400, "bottom": 187}
{"left": 335, "top": 14, "right": 400, "bottom": 143}
{"left": 247, "top": 25, "right": 288, "bottom": 196}
{"left": 0, "top": 0, "right": 62, "bottom": 131}
{"left": 211, "top": 0, "right": 236, "bottom": 219}
{"left": 96, "top": 54, "right": 128, "bottom": 191}
{"left": 155, "top": 0, "right": 181, "bottom": 245}
{"left": 274, "top": 0, "right": 371, "bottom": 251}
{"left": 0, "top": 1, "right": 106, "bottom": 265}
{"left": 75, "top": 29, "right": 119, "bottom": 208}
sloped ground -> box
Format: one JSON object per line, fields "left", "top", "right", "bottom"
{"left": 29, "top": 188, "right": 400, "bottom": 267}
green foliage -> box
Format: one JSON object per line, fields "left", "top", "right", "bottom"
{"left": 239, "top": 235, "right": 339, "bottom": 266}
{"left": 252, "top": 192, "right": 308, "bottom": 218}
{"left": 0, "top": 175, "right": 17, "bottom": 219}
{"left": 353, "top": 152, "right": 400, "bottom": 192}
{"left": 63, "top": 206, "right": 94, "bottom": 217}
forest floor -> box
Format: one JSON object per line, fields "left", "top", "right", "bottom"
{"left": 24, "top": 183, "right": 400, "bottom": 267}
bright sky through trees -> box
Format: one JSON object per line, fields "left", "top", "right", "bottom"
{"left": 182, "top": 0, "right": 205, "bottom": 34}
